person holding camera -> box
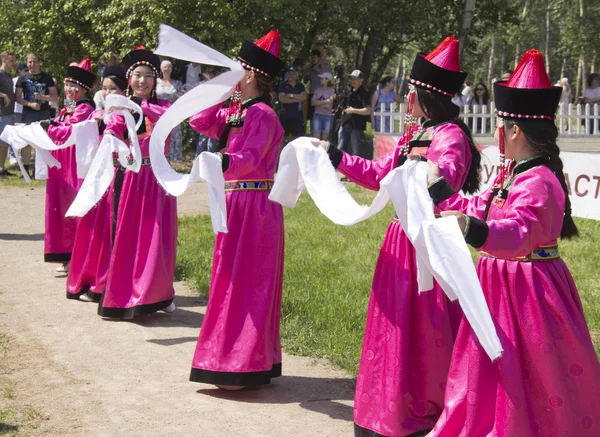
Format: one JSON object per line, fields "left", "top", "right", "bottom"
{"left": 337, "top": 69, "right": 371, "bottom": 157}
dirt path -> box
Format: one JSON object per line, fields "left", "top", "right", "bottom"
{"left": 0, "top": 183, "right": 355, "bottom": 436}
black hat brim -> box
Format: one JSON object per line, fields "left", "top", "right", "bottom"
{"left": 410, "top": 53, "right": 467, "bottom": 96}
{"left": 237, "top": 40, "right": 284, "bottom": 78}
{"left": 65, "top": 66, "right": 97, "bottom": 90}
{"left": 122, "top": 49, "right": 161, "bottom": 74}
{"left": 494, "top": 81, "right": 562, "bottom": 120}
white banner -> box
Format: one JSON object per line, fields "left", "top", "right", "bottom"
{"left": 376, "top": 135, "right": 600, "bottom": 221}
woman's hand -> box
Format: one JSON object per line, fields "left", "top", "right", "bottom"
{"left": 440, "top": 210, "right": 467, "bottom": 232}
{"left": 310, "top": 139, "right": 329, "bottom": 149}
{"left": 426, "top": 159, "right": 441, "bottom": 184}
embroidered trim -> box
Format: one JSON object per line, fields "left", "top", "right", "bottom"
{"left": 408, "top": 78, "right": 454, "bottom": 97}
{"left": 224, "top": 179, "right": 274, "bottom": 192}
{"left": 481, "top": 244, "right": 560, "bottom": 262}
{"left": 237, "top": 59, "right": 271, "bottom": 78}
{"left": 496, "top": 109, "right": 554, "bottom": 121}
{"left": 64, "top": 77, "right": 91, "bottom": 91}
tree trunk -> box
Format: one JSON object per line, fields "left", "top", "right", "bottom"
{"left": 458, "top": 0, "right": 477, "bottom": 57}
{"left": 514, "top": 0, "right": 531, "bottom": 69}
{"left": 368, "top": 48, "right": 395, "bottom": 92}
{"left": 545, "top": 6, "right": 551, "bottom": 75}
{"left": 560, "top": 58, "right": 566, "bottom": 78}
{"left": 487, "top": 32, "right": 495, "bottom": 85}
{"left": 576, "top": 55, "right": 583, "bottom": 102}
{"left": 360, "top": 32, "right": 382, "bottom": 81}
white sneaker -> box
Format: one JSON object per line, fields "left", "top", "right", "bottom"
{"left": 79, "top": 293, "right": 94, "bottom": 302}
{"left": 56, "top": 262, "right": 70, "bottom": 273}
{"left": 162, "top": 302, "right": 176, "bottom": 313}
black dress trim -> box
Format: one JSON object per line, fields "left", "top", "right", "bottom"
{"left": 428, "top": 178, "right": 455, "bottom": 205}
{"left": 465, "top": 216, "right": 489, "bottom": 248}
{"left": 66, "top": 285, "right": 102, "bottom": 302}
{"left": 221, "top": 153, "right": 230, "bottom": 172}
{"left": 354, "top": 423, "right": 431, "bottom": 437}
{"left": 44, "top": 252, "right": 71, "bottom": 263}
{"left": 97, "top": 293, "right": 173, "bottom": 319}
{"left": 190, "top": 363, "right": 282, "bottom": 386}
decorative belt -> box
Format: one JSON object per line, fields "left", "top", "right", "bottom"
{"left": 113, "top": 157, "right": 152, "bottom": 167}
{"left": 224, "top": 180, "right": 274, "bottom": 192}
{"left": 481, "top": 244, "right": 560, "bottom": 262}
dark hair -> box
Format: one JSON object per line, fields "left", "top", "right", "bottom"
{"left": 103, "top": 75, "right": 127, "bottom": 92}
{"left": 379, "top": 76, "right": 394, "bottom": 88}
{"left": 471, "top": 82, "right": 490, "bottom": 105}
{"left": 255, "top": 73, "right": 273, "bottom": 107}
{"left": 587, "top": 73, "right": 600, "bottom": 88}
{"left": 311, "top": 49, "right": 321, "bottom": 57}
{"left": 502, "top": 69, "right": 513, "bottom": 76}
{"left": 416, "top": 87, "right": 481, "bottom": 194}
{"left": 504, "top": 119, "right": 578, "bottom": 239}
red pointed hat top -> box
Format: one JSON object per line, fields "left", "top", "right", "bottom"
{"left": 77, "top": 58, "right": 91, "bottom": 72}
{"left": 507, "top": 49, "right": 552, "bottom": 89}
{"left": 254, "top": 30, "right": 281, "bottom": 58}
{"left": 425, "top": 36, "right": 461, "bottom": 72}
{"left": 135, "top": 45, "right": 145, "bottom": 50}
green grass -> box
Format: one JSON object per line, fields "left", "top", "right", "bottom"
{"left": 0, "top": 163, "right": 45, "bottom": 187}
{"left": 177, "top": 184, "right": 600, "bottom": 374}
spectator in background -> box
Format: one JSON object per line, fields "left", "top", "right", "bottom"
{"left": 461, "top": 80, "right": 472, "bottom": 105}
{"left": 49, "top": 77, "right": 59, "bottom": 118}
{"left": 583, "top": 73, "right": 600, "bottom": 134}
{"left": 93, "top": 52, "right": 121, "bottom": 109}
{"left": 305, "top": 44, "right": 329, "bottom": 122}
{"left": 0, "top": 50, "right": 16, "bottom": 178}
{"left": 467, "top": 82, "right": 490, "bottom": 134}
{"left": 15, "top": 53, "right": 58, "bottom": 175}
{"left": 156, "top": 60, "right": 184, "bottom": 160}
{"left": 337, "top": 69, "right": 371, "bottom": 157}
{"left": 310, "top": 72, "right": 335, "bottom": 140}
{"left": 371, "top": 75, "right": 401, "bottom": 133}
{"left": 501, "top": 69, "right": 513, "bottom": 81}
{"left": 278, "top": 66, "right": 306, "bottom": 142}
{"left": 183, "top": 62, "right": 203, "bottom": 91}
{"left": 195, "top": 67, "right": 219, "bottom": 156}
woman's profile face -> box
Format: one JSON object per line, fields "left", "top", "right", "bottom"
{"left": 102, "top": 77, "right": 124, "bottom": 99}
{"left": 411, "top": 88, "right": 426, "bottom": 119}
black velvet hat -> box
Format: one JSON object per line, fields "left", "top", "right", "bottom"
{"left": 122, "top": 48, "right": 161, "bottom": 78}
{"left": 409, "top": 37, "right": 467, "bottom": 97}
{"left": 237, "top": 31, "right": 284, "bottom": 78}
{"left": 65, "top": 58, "right": 96, "bottom": 91}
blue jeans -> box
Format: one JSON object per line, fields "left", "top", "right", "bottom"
{"left": 312, "top": 114, "right": 333, "bottom": 135}
{"left": 195, "top": 133, "right": 218, "bottom": 156}
{"left": 337, "top": 124, "right": 365, "bottom": 156}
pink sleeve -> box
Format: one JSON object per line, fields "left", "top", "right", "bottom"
{"left": 427, "top": 123, "right": 472, "bottom": 192}
{"left": 46, "top": 103, "right": 95, "bottom": 143}
{"left": 141, "top": 99, "right": 169, "bottom": 123}
{"left": 478, "top": 170, "right": 565, "bottom": 258}
{"left": 225, "top": 109, "right": 276, "bottom": 177}
{"left": 189, "top": 103, "right": 227, "bottom": 139}
{"left": 437, "top": 184, "right": 494, "bottom": 218}
{"left": 337, "top": 151, "right": 395, "bottom": 191}
{"left": 104, "top": 113, "right": 127, "bottom": 141}
{"left": 336, "top": 130, "right": 413, "bottom": 191}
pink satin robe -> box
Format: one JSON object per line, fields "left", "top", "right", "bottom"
{"left": 428, "top": 162, "right": 600, "bottom": 436}
{"left": 188, "top": 102, "right": 285, "bottom": 386}
{"left": 97, "top": 98, "right": 178, "bottom": 319}
{"left": 66, "top": 109, "right": 113, "bottom": 301}
{"left": 44, "top": 101, "right": 95, "bottom": 262}
{"left": 338, "top": 123, "right": 470, "bottom": 436}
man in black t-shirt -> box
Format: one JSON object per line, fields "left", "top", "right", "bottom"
{"left": 278, "top": 67, "right": 307, "bottom": 141}
{"left": 337, "top": 70, "right": 371, "bottom": 157}
{"left": 14, "top": 53, "right": 58, "bottom": 172}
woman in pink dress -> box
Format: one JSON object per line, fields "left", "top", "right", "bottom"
{"left": 42, "top": 59, "right": 96, "bottom": 271}
{"left": 426, "top": 50, "right": 600, "bottom": 436}
{"left": 96, "top": 49, "right": 177, "bottom": 319}
{"left": 324, "top": 37, "right": 481, "bottom": 437}
{"left": 188, "top": 31, "right": 285, "bottom": 389}
{"left": 66, "top": 66, "right": 127, "bottom": 302}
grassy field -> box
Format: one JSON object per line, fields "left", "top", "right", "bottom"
{"left": 177, "top": 184, "right": 600, "bottom": 375}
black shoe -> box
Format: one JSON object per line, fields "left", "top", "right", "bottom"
{"left": 3, "top": 168, "right": 15, "bottom": 176}
{"left": 0, "top": 170, "right": 7, "bottom": 179}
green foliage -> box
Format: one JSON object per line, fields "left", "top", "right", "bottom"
{"left": 177, "top": 185, "right": 600, "bottom": 374}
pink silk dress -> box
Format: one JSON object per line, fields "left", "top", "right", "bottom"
{"left": 97, "top": 98, "right": 178, "bottom": 319}
{"left": 428, "top": 158, "right": 600, "bottom": 436}
{"left": 44, "top": 100, "right": 95, "bottom": 262}
{"left": 337, "top": 122, "right": 470, "bottom": 437}
{"left": 188, "top": 101, "right": 285, "bottom": 386}
{"left": 66, "top": 109, "right": 114, "bottom": 301}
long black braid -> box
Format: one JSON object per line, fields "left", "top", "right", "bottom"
{"left": 506, "top": 119, "right": 578, "bottom": 239}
